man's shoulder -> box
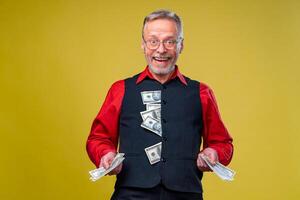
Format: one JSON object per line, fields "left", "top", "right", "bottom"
{"left": 107, "top": 80, "right": 125, "bottom": 97}
{"left": 110, "top": 79, "right": 125, "bottom": 88}
{"left": 199, "top": 82, "right": 211, "bottom": 91}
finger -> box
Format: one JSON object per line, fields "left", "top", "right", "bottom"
{"left": 197, "top": 154, "right": 212, "bottom": 171}
{"left": 200, "top": 157, "right": 209, "bottom": 168}
{"left": 197, "top": 157, "right": 208, "bottom": 172}
{"left": 198, "top": 154, "right": 209, "bottom": 167}
{"left": 197, "top": 161, "right": 211, "bottom": 172}
{"left": 108, "top": 164, "right": 122, "bottom": 175}
{"left": 210, "top": 157, "right": 217, "bottom": 165}
{"left": 206, "top": 153, "right": 217, "bottom": 165}
{"left": 197, "top": 163, "right": 210, "bottom": 172}
{"left": 99, "top": 156, "right": 107, "bottom": 168}
{"left": 203, "top": 147, "right": 219, "bottom": 165}
{"left": 114, "top": 164, "right": 122, "bottom": 174}
{"left": 197, "top": 157, "right": 201, "bottom": 168}
{"left": 103, "top": 158, "right": 112, "bottom": 169}
{"left": 99, "top": 159, "right": 104, "bottom": 168}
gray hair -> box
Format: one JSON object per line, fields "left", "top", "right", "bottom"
{"left": 142, "top": 9, "right": 183, "bottom": 39}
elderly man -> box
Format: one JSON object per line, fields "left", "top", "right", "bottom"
{"left": 87, "top": 9, "right": 233, "bottom": 200}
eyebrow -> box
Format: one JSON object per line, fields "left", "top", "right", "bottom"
{"left": 145, "top": 35, "right": 177, "bottom": 40}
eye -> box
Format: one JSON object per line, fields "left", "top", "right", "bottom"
{"left": 166, "top": 40, "right": 176, "bottom": 45}
{"left": 149, "top": 40, "right": 158, "bottom": 45}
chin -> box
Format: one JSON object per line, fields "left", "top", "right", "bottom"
{"left": 149, "top": 64, "right": 175, "bottom": 75}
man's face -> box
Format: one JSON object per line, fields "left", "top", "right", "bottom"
{"left": 142, "top": 19, "right": 183, "bottom": 75}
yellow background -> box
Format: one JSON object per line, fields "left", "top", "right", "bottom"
{"left": 1, "top": 0, "right": 299, "bottom": 199}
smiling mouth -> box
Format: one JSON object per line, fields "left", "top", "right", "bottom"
{"left": 153, "top": 56, "right": 171, "bottom": 62}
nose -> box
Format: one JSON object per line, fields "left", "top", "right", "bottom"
{"left": 156, "top": 41, "right": 167, "bottom": 53}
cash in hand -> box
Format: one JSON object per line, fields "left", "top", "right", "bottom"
{"left": 89, "top": 153, "right": 125, "bottom": 182}
{"left": 201, "top": 154, "right": 236, "bottom": 181}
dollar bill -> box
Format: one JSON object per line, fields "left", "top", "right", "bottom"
{"left": 140, "top": 108, "right": 161, "bottom": 121}
{"left": 89, "top": 167, "right": 106, "bottom": 179}
{"left": 145, "top": 142, "right": 162, "bottom": 165}
{"left": 146, "top": 103, "right": 161, "bottom": 111}
{"left": 141, "top": 91, "right": 161, "bottom": 104}
{"left": 89, "top": 153, "right": 125, "bottom": 182}
{"left": 141, "top": 116, "right": 162, "bottom": 137}
{"left": 200, "top": 154, "right": 235, "bottom": 181}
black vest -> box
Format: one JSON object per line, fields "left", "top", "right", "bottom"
{"left": 116, "top": 74, "right": 203, "bottom": 193}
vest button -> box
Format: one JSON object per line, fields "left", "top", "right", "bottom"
{"left": 162, "top": 100, "right": 167, "bottom": 105}
{"left": 161, "top": 157, "right": 166, "bottom": 162}
{"left": 162, "top": 119, "right": 167, "bottom": 123}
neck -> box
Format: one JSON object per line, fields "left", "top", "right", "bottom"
{"left": 149, "top": 69, "right": 174, "bottom": 84}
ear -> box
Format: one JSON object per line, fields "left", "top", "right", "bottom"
{"left": 141, "top": 41, "right": 145, "bottom": 52}
{"left": 178, "top": 39, "right": 184, "bottom": 54}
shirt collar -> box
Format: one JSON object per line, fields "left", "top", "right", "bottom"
{"left": 136, "top": 65, "right": 187, "bottom": 86}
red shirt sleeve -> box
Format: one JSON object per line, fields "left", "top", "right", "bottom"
{"left": 86, "top": 80, "right": 125, "bottom": 167}
{"left": 200, "top": 83, "right": 234, "bottom": 166}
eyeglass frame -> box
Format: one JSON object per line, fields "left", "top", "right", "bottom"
{"left": 142, "top": 37, "right": 183, "bottom": 50}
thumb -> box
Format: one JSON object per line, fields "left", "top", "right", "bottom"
{"left": 103, "top": 157, "right": 113, "bottom": 169}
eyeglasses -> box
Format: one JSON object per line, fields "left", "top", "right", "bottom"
{"left": 143, "top": 38, "right": 182, "bottom": 50}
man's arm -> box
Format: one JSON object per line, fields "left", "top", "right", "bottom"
{"left": 86, "top": 80, "right": 125, "bottom": 170}
{"left": 197, "top": 83, "right": 233, "bottom": 171}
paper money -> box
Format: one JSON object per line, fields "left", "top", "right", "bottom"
{"left": 89, "top": 167, "right": 106, "bottom": 180}
{"left": 141, "top": 91, "right": 161, "bottom": 104}
{"left": 141, "top": 116, "right": 162, "bottom": 137}
{"left": 89, "top": 153, "right": 125, "bottom": 182}
{"left": 146, "top": 103, "right": 161, "bottom": 111}
{"left": 145, "top": 142, "right": 162, "bottom": 165}
{"left": 201, "top": 154, "right": 235, "bottom": 181}
{"left": 140, "top": 108, "right": 161, "bottom": 121}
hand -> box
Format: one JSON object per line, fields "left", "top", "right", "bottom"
{"left": 197, "top": 147, "right": 218, "bottom": 172}
{"left": 99, "top": 151, "right": 123, "bottom": 175}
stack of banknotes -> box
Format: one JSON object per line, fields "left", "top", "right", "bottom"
{"left": 200, "top": 154, "right": 236, "bottom": 181}
{"left": 89, "top": 153, "right": 125, "bottom": 182}
{"left": 140, "top": 90, "right": 162, "bottom": 165}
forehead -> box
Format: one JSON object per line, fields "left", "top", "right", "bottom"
{"left": 143, "top": 18, "right": 178, "bottom": 38}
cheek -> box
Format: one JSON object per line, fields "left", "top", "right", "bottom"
{"left": 145, "top": 50, "right": 153, "bottom": 59}
{"left": 169, "top": 51, "right": 177, "bottom": 60}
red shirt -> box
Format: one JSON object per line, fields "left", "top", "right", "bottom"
{"left": 86, "top": 66, "right": 233, "bottom": 167}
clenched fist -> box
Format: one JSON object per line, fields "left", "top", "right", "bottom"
{"left": 196, "top": 147, "right": 218, "bottom": 172}
{"left": 99, "top": 152, "right": 123, "bottom": 175}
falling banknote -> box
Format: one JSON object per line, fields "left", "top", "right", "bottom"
{"left": 141, "top": 116, "right": 162, "bottom": 137}
{"left": 140, "top": 108, "right": 161, "bottom": 121}
{"left": 89, "top": 153, "right": 125, "bottom": 182}
{"left": 144, "top": 142, "right": 162, "bottom": 165}
{"left": 141, "top": 91, "right": 161, "bottom": 104}
{"left": 201, "top": 154, "right": 236, "bottom": 181}
{"left": 146, "top": 103, "right": 161, "bottom": 111}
